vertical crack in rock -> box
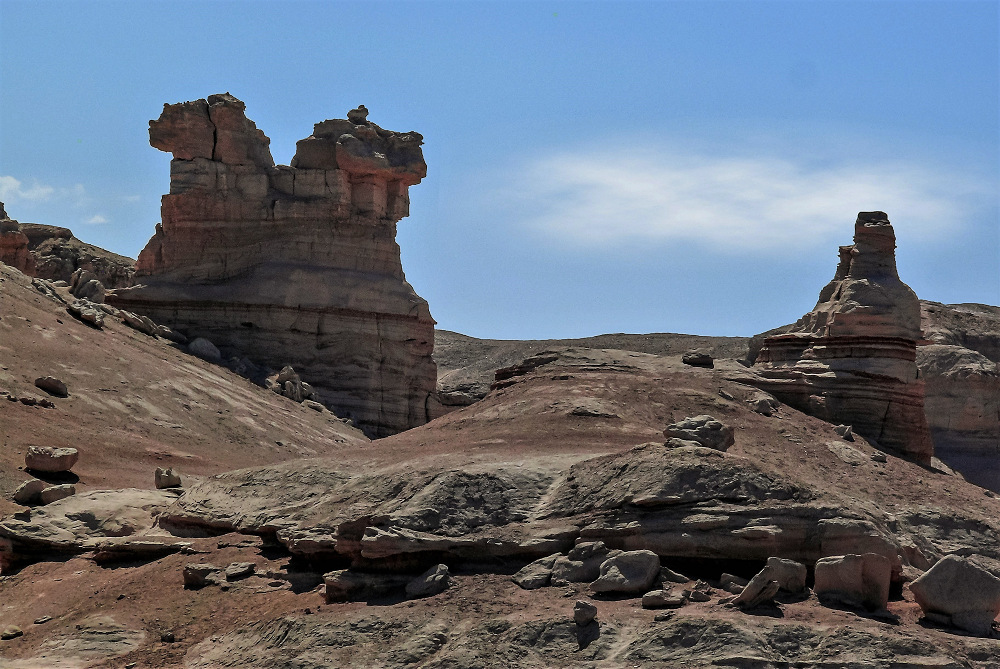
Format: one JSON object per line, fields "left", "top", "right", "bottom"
{"left": 751, "top": 212, "right": 934, "bottom": 463}
{"left": 110, "top": 95, "right": 436, "bottom": 438}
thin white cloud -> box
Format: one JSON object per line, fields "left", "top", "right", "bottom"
{"left": 85, "top": 214, "right": 108, "bottom": 224}
{"left": 506, "top": 148, "right": 991, "bottom": 252}
{"left": 0, "top": 175, "right": 91, "bottom": 209}
{"left": 0, "top": 175, "right": 55, "bottom": 202}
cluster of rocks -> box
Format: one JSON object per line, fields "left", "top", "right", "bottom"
{"left": 3, "top": 391, "right": 56, "bottom": 409}
{"left": 20, "top": 222, "right": 135, "bottom": 287}
{"left": 324, "top": 564, "right": 451, "bottom": 602}
{"left": 109, "top": 94, "right": 437, "bottom": 438}
{"left": 13, "top": 446, "right": 80, "bottom": 506}
{"left": 663, "top": 414, "right": 734, "bottom": 451}
{"left": 0, "top": 202, "right": 135, "bottom": 285}
{"left": 183, "top": 561, "right": 256, "bottom": 589}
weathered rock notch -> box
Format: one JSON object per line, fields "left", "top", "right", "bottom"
{"left": 752, "top": 212, "right": 933, "bottom": 463}
{"left": 110, "top": 94, "right": 436, "bottom": 437}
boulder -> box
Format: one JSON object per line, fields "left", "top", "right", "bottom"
{"left": 664, "top": 415, "right": 735, "bottom": 451}
{"left": 762, "top": 557, "right": 807, "bottom": 593}
{"left": 225, "top": 562, "right": 256, "bottom": 581}
{"left": 834, "top": 424, "right": 854, "bottom": 441}
{"left": 266, "top": 366, "right": 318, "bottom": 404}
{"left": 814, "top": 553, "right": 891, "bottom": 611}
{"left": 551, "top": 541, "right": 614, "bottom": 585}
{"left": 512, "top": 554, "right": 557, "bottom": 590}
{"left": 732, "top": 568, "right": 780, "bottom": 610}
{"left": 748, "top": 393, "right": 780, "bottom": 416}
{"left": 405, "top": 564, "right": 450, "bottom": 599}
{"left": 573, "top": 600, "right": 597, "bottom": 625}
{"left": 25, "top": 446, "right": 79, "bottom": 473}
{"left": 681, "top": 351, "right": 714, "bottom": 368}
{"left": 184, "top": 563, "right": 222, "bottom": 588}
{"left": 908, "top": 555, "right": 1000, "bottom": 636}
{"left": 69, "top": 268, "right": 106, "bottom": 303}
{"left": 12, "top": 479, "right": 47, "bottom": 505}
{"left": 642, "top": 588, "right": 688, "bottom": 609}
{"left": 685, "top": 581, "right": 713, "bottom": 602}
{"left": 188, "top": 338, "right": 221, "bottom": 362}
{"left": 39, "top": 484, "right": 76, "bottom": 505}
{"left": 33, "top": 376, "right": 68, "bottom": 398}
{"left": 155, "top": 467, "right": 182, "bottom": 489}
{"left": 67, "top": 299, "right": 104, "bottom": 328}
{"left": 590, "top": 550, "right": 660, "bottom": 594}
{"left": 0, "top": 625, "right": 23, "bottom": 640}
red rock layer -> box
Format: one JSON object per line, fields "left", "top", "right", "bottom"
{"left": 753, "top": 212, "right": 933, "bottom": 463}
{"left": 110, "top": 95, "right": 435, "bottom": 438}
{"left": 0, "top": 204, "right": 37, "bottom": 276}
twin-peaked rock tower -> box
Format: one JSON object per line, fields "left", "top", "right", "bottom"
{"left": 753, "top": 212, "right": 933, "bottom": 463}
{"left": 111, "top": 94, "right": 435, "bottom": 437}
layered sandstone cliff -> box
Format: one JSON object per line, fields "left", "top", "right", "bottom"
{"left": 0, "top": 203, "right": 36, "bottom": 275}
{"left": 110, "top": 94, "right": 435, "bottom": 437}
{"left": 752, "top": 212, "right": 933, "bottom": 463}
{"left": 917, "top": 303, "right": 1000, "bottom": 490}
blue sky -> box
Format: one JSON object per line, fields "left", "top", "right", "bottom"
{"left": 1, "top": 1, "right": 997, "bottom": 338}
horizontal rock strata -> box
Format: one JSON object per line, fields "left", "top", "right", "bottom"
{"left": 752, "top": 212, "right": 933, "bottom": 463}
{"left": 110, "top": 94, "right": 435, "bottom": 437}
{"left": 0, "top": 203, "right": 37, "bottom": 275}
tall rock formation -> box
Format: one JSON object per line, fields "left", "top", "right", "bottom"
{"left": 110, "top": 94, "right": 435, "bottom": 438}
{"left": 0, "top": 203, "right": 37, "bottom": 276}
{"left": 752, "top": 212, "right": 933, "bottom": 463}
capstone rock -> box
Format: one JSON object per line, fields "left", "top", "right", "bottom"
{"left": 752, "top": 213, "right": 933, "bottom": 463}
{"left": 109, "top": 94, "right": 435, "bottom": 438}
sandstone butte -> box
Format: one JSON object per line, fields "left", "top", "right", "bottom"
{"left": 752, "top": 212, "right": 934, "bottom": 464}
{"left": 110, "top": 94, "right": 436, "bottom": 438}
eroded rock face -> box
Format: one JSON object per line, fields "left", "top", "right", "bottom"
{"left": 109, "top": 94, "right": 435, "bottom": 437}
{"left": 752, "top": 212, "right": 933, "bottom": 463}
{"left": 917, "top": 303, "right": 1000, "bottom": 491}
{"left": 0, "top": 203, "right": 37, "bottom": 275}
{"left": 20, "top": 223, "right": 135, "bottom": 287}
